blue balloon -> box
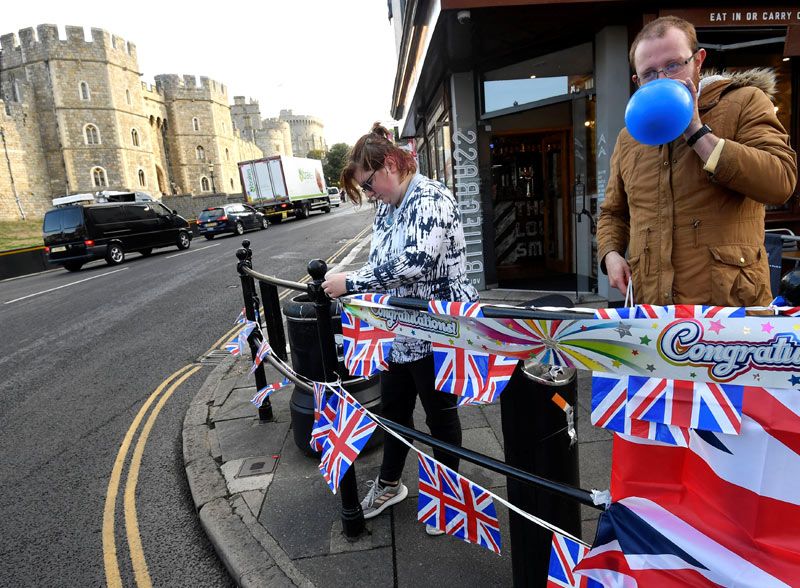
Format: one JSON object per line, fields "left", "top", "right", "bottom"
{"left": 624, "top": 79, "right": 694, "bottom": 146}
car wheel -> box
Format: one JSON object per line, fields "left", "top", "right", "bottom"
{"left": 235, "top": 221, "right": 245, "bottom": 235}
{"left": 140, "top": 248, "right": 153, "bottom": 257}
{"left": 63, "top": 261, "right": 83, "bottom": 272}
{"left": 204, "top": 234, "right": 215, "bottom": 240}
{"left": 260, "top": 217, "right": 269, "bottom": 230}
{"left": 105, "top": 243, "right": 125, "bottom": 265}
{"left": 177, "top": 231, "right": 191, "bottom": 250}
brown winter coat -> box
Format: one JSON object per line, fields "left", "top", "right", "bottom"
{"left": 597, "top": 69, "right": 797, "bottom": 306}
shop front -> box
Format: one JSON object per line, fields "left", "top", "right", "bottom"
{"left": 390, "top": 1, "right": 799, "bottom": 296}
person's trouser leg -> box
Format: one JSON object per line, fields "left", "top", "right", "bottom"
{"left": 379, "top": 361, "right": 418, "bottom": 482}
{"left": 414, "top": 355, "right": 462, "bottom": 472}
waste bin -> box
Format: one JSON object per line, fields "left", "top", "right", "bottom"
{"left": 500, "top": 294, "right": 582, "bottom": 587}
{"left": 282, "top": 293, "right": 382, "bottom": 456}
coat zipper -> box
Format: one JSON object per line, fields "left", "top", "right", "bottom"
{"left": 692, "top": 219, "right": 701, "bottom": 247}
{"left": 644, "top": 227, "right": 651, "bottom": 275}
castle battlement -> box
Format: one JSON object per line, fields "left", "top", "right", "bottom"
{"left": 233, "top": 96, "right": 258, "bottom": 106}
{"left": 155, "top": 74, "right": 228, "bottom": 102}
{"left": 0, "top": 25, "right": 138, "bottom": 70}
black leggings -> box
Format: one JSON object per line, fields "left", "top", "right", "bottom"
{"left": 379, "top": 354, "right": 462, "bottom": 482}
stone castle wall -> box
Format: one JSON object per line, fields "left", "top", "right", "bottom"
{"left": 279, "top": 109, "right": 326, "bottom": 157}
{"left": 0, "top": 25, "right": 264, "bottom": 221}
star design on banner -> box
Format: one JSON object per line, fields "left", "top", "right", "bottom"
{"left": 411, "top": 330, "right": 416, "bottom": 336}
{"left": 794, "top": 324, "right": 800, "bottom": 331}
{"left": 615, "top": 323, "right": 632, "bottom": 338}
{"left": 743, "top": 326, "right": 751, "bottom": 335}
{"left": 467, "top": 339, "right": 474, "bottom": 345}
{"left": 762, "top": 322, "right": 775, "bottom": 334}
{"left": 581, "top": 325, "right": 588, "bottom": 331}
{"left": 448, "top": 338, "right": 455, "bottom": 345}
{"left": 646, "top": 364, "right": 656, "bottom": 372}
{"left": 708, "top": 319, "right": 724, "bottom": 334}
{"left": 652, "top": 322, "right": 659, "bottom": 329}
{"left": 612, "top": 360, "right": 621, "bottom": 368}
{"left": 790, "top": 374, "right": 800, "bottom": 387}
{"left": 640, "top": 335, "right": 651, "bottom": 345}
{"left": 753, "top": 373, "right": 761, "bottom": 381}
{"left": 632, "top": 350, "right": 639, "bottom": 356}
{"left": 690, "top": 371, "right": 697, "bottom": 379}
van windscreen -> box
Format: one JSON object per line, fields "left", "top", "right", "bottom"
{"left": 43, "top": 207, "right": 83, "bottom": 232}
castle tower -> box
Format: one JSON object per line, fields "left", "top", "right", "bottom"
{"left": 0, "top": 25, "right": 169, "bottom": 198}
{"left": 279, "top": 109, "right": 326, "bottom": 157}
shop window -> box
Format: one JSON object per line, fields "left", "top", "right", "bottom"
{"left": 482, "top": 43, "right": 593, "bottom": 116}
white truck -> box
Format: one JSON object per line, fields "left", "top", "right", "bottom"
{"left": 238, "top": 155, "right": 332, "bottom": 223}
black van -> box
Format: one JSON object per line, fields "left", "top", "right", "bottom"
{"left": 43, "top": 201, "right": 192, "bottom": 271}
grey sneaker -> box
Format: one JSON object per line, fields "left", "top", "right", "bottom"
{"left": 360, "top": 477, "right": 408, "bottom": 519}
{"left": 425, "top": 524, "right": 445, "bottom": 536}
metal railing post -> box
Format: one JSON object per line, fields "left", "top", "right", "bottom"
{"left": 258, "top": 280, "right": 288, "bottom": 362}
{"left": 307, "top": 258, "right": 365, "bottom": 539}
{"left": 237, "top": 240, "right": 273, "bottom": 422}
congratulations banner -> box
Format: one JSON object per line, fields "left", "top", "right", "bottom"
{"left": 342, "top": 297, "right": 800, "bottom": 389}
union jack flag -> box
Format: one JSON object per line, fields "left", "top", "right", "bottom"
{"left": 249, "top": 338, "right": 273, "bottom": 373}
{"left": 432, "top": 343, "right": 489, "bottom": 397}
{"left": 547, "top": 532, "right": 602, "bottom": 588}
{"left": 234, "top": 308, "right": 246, "bottom": 324}
{"left": 250, "top": 378, "right": 290, "bottom": 407}
{"left": 417, "top": 453, "right": 501, "bottom": 554}
{"left": 625, "top": 375, "right": 743, "bottom": 434}
{"left": 312, "top": 382, "right": 326, "bottom": 423}
{"left": 427, "top": 300, "right": 484, "bottom": 317}
{"left": 594, "top": 307, "right": 636, "bottom": 319}
{"left": 457, "top": 354, "right": 518, "bottom": 406}
{"left": 769, "top": 296, "right": 800, "bottom": 316}
{"left": 351, "top": 293, "right": 391, "bottom": 305}
{"left": 341, "top": 309, "right": 394, "bottom": 377}
{"left": 310, "top": 392, "right": 339, "bottom": 453}
{"left": 591, "top": 374, "right": 690, "bottom": 446}
{"left": 224, "top": 337, "right": 241, "bottom": 356}
{"left": 635, "top": 304, "right": 746, "bottom": 319}
{"left": 228, "top": 321, "right": 257, "bottom": 356}
{"left": 319, "top": 396, "right": 377, "bottom": 493}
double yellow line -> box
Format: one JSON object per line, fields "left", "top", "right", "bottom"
{"left": 102, "top": 222, "right": 371, "bottom": 586}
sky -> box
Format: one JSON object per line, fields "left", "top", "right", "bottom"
{"left": 3, "top": 1, "right": 400, "bottom": 147}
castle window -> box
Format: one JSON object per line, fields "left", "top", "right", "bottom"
{"left": 92, "top": 167, "right": 108, "bottom": 187}
{"left": 225, "top": 148, "right": 230, "bottom": 161}
{"left": 138, "top": 169, "right": 146, "bottom": 187}
{"left": 131, "top": 128, "right": 140, "bottom": 147}
{"left": 201, "top": 177, "right": 210, "bottom": 192}
{"left": 196, "top": 145, "right": 205, "bottom": 161}
{"left": 85, "top": 124, "right": 101, "bottom": 145}
{"left": 192, "top": 117, "right": 200, "bottom": 131}
{"left": 230, "top": 178, "right": 234, "bottom": 190}
{"left": 126, "top": 89, "right": 131, "bottom": 105}
{"left": 11, "top": 79, "right": 21, "bottom": 102}
{"left": 80, "top": 82, "right": 90, "bottom": 101}
{"left": 275, "top": 144, "right": 281, "bottom": 153}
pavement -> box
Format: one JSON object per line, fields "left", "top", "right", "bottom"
{"left": 182, "top": 286, "right": 614, "bottom": 587}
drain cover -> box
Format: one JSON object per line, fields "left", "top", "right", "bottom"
{"left": 237, "top": 455, "right": 278, "bottom": 478}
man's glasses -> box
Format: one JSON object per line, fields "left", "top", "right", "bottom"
{"left": 360, "top": 168, "right": 379, "bottom": 194}
{"left": 637, "top": 50, "right": 699, "bottom": 85}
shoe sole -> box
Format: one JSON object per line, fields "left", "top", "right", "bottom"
{"left": 425, "top": 526, "right": 445, "bottom": 536}
{"left": 362, "top": 484, "right": 409, "bottom": 519}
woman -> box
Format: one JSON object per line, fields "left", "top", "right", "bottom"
{"left": 322, "top": 124, "right": 478, "bottom": 535}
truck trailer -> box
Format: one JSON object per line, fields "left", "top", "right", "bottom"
{"left": 238, "top": 155, "right": 331, "bottom": 223}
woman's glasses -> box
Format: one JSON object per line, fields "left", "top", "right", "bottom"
{"left": 360, "top": 168, "right": 378, "bottom": 194}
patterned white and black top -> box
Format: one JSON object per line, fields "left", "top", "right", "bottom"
{"left": 345, "top": 173, "right": 479, "bottom": 364}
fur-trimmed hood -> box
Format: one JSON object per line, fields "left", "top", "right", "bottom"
{"left": 699, "top": 67, "right": 777, "bottom": 100}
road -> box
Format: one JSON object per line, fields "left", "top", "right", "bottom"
{"left": 0, "top": 204, "right": 373, "bottom": 587}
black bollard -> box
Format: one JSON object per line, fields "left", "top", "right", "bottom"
{"left": 236, "top": 240, "right": 273, "bottom": 421}
{"left": 306, "top": 258, "right": 366, "bottom": 539}
{"left": 501, "top": 295, "right": 582, "bottom": 587}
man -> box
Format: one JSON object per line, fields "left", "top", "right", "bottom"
{"left": 597, "top": 15, "right": 797, "bottom": 306}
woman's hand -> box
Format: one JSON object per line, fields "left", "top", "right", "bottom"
{"left": 322, "top": 273, "right": 348, "bottom": 298}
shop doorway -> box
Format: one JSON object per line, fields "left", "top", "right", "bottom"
{"left": 490, "top": 129, "right": 572, "bottom": 288}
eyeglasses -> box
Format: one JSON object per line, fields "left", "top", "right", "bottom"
{"left": 636, "top": 50, "right": 699, "bottom": 85}
{"left": 360, "top": 168, "right": 379, "bottom": 194}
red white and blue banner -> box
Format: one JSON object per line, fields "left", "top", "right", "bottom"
{"left": 547, "top": 531, "right": 602, "bottom": 587}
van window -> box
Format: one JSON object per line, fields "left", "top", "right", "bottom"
{"left": 125, "top": 204, "right": 158, "bottom": 220}
{"left": 88, "top": 206, "right": 126, "bottom": 224}
{"left": 43, "top": 207, "right": 84, "bottom": 232}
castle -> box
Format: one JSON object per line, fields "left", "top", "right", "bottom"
{"left": 0, "top": 24, "right": 326, "bottom": 221}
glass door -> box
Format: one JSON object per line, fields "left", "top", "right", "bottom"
{"left": 541, "top": 131, "right": 571, "bottom": 273}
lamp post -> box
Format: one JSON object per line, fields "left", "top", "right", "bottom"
{"left": 207, "top": 162, "right": 217, "bottom": 194}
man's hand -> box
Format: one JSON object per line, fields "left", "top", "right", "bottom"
{"left": 321, "top": 273, "right": 348, "bottom": 299}
{"left": 681, "top": 77, "right": 703, "bottom": 139}
{"left": 604, "top": 251, "right": 631, "bottom": 296}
